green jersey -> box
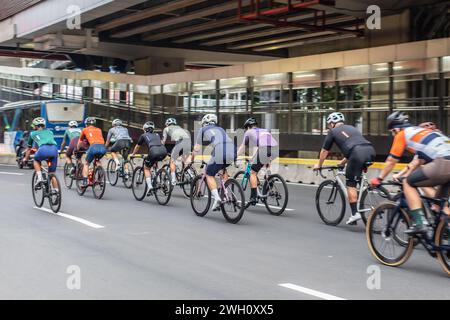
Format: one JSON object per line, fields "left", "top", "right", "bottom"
{"left": 28, "top": 129, "right": 57, "bottom": 147}
{"left": 63, "top": 128, "right": 81, "bottom": 143}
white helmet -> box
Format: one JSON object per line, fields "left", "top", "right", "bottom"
{"left": 201, "top": 114, "right": 217, "bottom": 127}
{"left": 143, "top": 121, "right": 155, "bottom": 132}
{"left": 32, "top": 117, "right": 46, "bottom": 128}
{"left": 326, "top": 112, "right": 345, "bottom": 124}
{"left": 165, "top": 118, "right": 177, "bottom": 127}
{"left": 68, "top": 120, "right": 78, "bottom": 128}
{"left": 112, "top": 119, "right": 123, "bottom": 127}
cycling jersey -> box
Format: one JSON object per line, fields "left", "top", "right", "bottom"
{"left": 196, "top": 124, "right": 233, "bottom": 147}
{"left": 389, "top": 126, "right": 450, "bottom": 163}
{"left": 28, "top": 130, "right": 57, "bottom": 147}
{"left": 137, "top": 132, "right": 163, "bottom": 149}
{"left": 63, "top": 128, "right": 81, "bottom": 143}
{"left": 80, "top": 126, "right": 105, "bottom": 145}
{"left": 162, "top": 125, "right": 190, "bottom": 143}
{"left": 243, "top": 128, "right": 278, "bottom": 147}
{"left": 322, "top": 125, "right": 371, "bottom": 158}
{"left": 107, "top": 126, "right": 132, "bottom": 142}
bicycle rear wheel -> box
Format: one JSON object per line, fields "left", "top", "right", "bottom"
{"left": 263, "top": 174, "right": 289, "bottom": 216}
{"left": 48, "top": 173, "right": 62, "bottom": 213}
{"left": 190, "top": 175, "right": 211, "bottom": 217}
{"left": 154, "top": 167, "right": 172, "bottom": 205}
{"left": 63, "top": 163, "right": 74, "bottom": 189}
{"left": 181, "top": 165, "right": 197, "bottom": 198}
{"left": 131, "top": 166, "right": 147, "bottom": 201}
{"left": 93, "top": 166, "right": 106, "bottom": 199}
{"left": 435, "top": 219, "right": 450, "bottom": 276}
{"left": 360, "top": 186, "right": 391, "bottom": 225}
{"left": 220, "top": 178, "right": 245, "bottom": 224}
{"left": 31, "top": 171, "right": 45, "bottom": 208}
{"left": 106, "top": 159, "right": 119, "bottom": 186}
{"left": 75, "top": 165, "right": 87, "bottom": 196}
{"left": 315, "top": 180, "right": 346, "bottom": 226}
{"left": 122, "top": 160, "right": 134, "bottom": 189}
{"left": 366, "top": 202, "right": 414, "bottom": 267}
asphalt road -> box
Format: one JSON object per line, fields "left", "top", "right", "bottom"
{"left": 0, "top": 163, "right": 449, "bottom": 300}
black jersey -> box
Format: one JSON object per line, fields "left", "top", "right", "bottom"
{"left": 322, "top": 125, "right": 371, "bottom": 158}
{"left": 137, "top": 132, "right": 162, "bottom": 149}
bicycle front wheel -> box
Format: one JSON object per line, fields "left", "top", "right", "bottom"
{"left": 93, "top": 166, "right": 106, "bottom": 199}
{"left": 220, "top": 178, "right": 245, "bottom": 224}
{"left": 31, "top": 171, "right": 45, "bottom": 208}
{"left": 122, "top": 160, "right": 134, "bottom": 189}
{"left": 181, "top": 165, "right": 197, "bottom": 198}
{"left": 154, "top": 167, "right": 172, "bottom": 205}
{"left": 263, "top": 174, "right": 289, "bottom": 216}
{"left": 75, "top": 165, "right": 87, "bottom": 196}
{"left": 48, "top": 173, "right": 62, "bottom": 213}
{"left": 360, "top": 186, "right": 391, "bottom": 225}
{"left": 366, "top": 202, "right": 414, "bottom": 267}
{"left": 106, "top": 159, "right": 119, "bottom": 186}
{"left": 63, "top": 163, "right": 74, "bottom": 189}
{"left": 233, "top": 170, "right": 251, "bottom": 206}
{"left": 131, "top": 166, "right": 147, "bottom": 201}
{"left": 190, "top": 175, "right": 211, "bottom": 217}
{"left": 435, "top": 219, "right": 450, "bottom": 276}
{"left": 315, "top": 180, "right": 346, "bottom": 226}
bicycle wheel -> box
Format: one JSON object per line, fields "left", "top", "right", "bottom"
{"left": 92, "top": 166, "right": 106, "bottom": 199}
{"left": 63, "top": 163, "right": 74, "bottom": 189}
{"left": 190, "top": 175, "right": 211, "bottom": 217}
{"left": 106, "top": 159, "right": 119, "bottom": 186}
{"left": 31, "top": 171, "right": 45, "bottom": 208}
{"left": 220, "top": 178, "right": 245, "bottom": 224}
{"left": 233, "top": 170, "right": 251, "bottom": 206}
{"left": 154, "top": 168, "right": 172, "bottom": 205}
{"left": 366, "top": 202, "right": 414, "bottom": 266}
{"left": 360, "top": 186, "right": 391, "bottom": 225}
{"left": 122, "top": 160, "right": 134, "bottom": 189}
{"left": 263, "top": 174, "right": 289, "bottom": 216}
{"left": 315, "top": 180, "right": 346, "bottom": 226}
{"left": 131, "top": 166, "right": 147, "bottom": 201}
{"left": 435, "top": 219, "right": 450, "bottom": 276}
{"left": 75, "top": 165, "right": 87, "bottom": 196}
{"left": 181, "top": 165, "right": 197, "bottom": 197}
{"left": 48, "top": 173, "right": 62, "bottom": 213}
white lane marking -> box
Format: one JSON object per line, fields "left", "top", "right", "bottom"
{"left": 255, "top": 203, "right": 294, "bottom": 211}
{"left": 33, "top": 207, "right": 105, "bottom": 229}
{"left": 279, "top": 283, "right": 346, "bottom": 300}
{"left": 287, "top": 182, "right": 319, "bottom": 187}
{"left": 0, "top": 171, "right": 24, "bottom": 175}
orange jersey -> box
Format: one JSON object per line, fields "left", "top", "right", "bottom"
{"left": 80, "top": 126, "right": 105, "bottom": 145}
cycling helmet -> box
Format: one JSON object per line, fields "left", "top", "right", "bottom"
{"left": 387, "top": 111, "right": 410, "bottom": 130}
{"left": 32, "top": 117, "right": 46, "bottom": 128}
{"left": 419, "top": 122, "right": 436, "bottom": 130}
{"left": 201, "top": 114, "right": 218, "bottom": 127}
{"left": 112, "top": 118, "right": 122, "bottom": 127}
{"left": 326, "top": 112, "right": 345, "bottom": 124}
{"left": 143, "top": 121, "right": 155, "bottom": 132}
{"left": 68, "top": 120, "right": 78, "bottom": 128}
{"left": 85, "top": 117, "right": 96, "bottom": 126}
{"left": 243, "top": 117, "right": 258, "bottom": 129}
{"left": 165, "top": 118, "right": 177, "bottom": 126}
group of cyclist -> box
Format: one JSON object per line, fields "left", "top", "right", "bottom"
{"left": 22, "top": 109, "right": 449, "bottom": 237}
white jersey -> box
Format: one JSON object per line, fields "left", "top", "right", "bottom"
{"left": 162, "top": 125, "right": 190, "bottom": 143}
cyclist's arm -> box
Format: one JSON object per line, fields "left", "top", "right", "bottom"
{"left": 77, "top": 130, "right": 85, "bottom": 150}
{"left": 130, "top": 144, "right": 140, "bottom": 157}
{"left": 60, "top": 132, "right": 68, "bottom": 152}
{"left": 105, "top": 129, "right": 112, "bottom": 147}
{"left": 378, "top": 131, "right": 406, "bottom": 180}
{"left": 161, "top": 128, "right": 168, "bottom": 145}
{"left": 317, "top": 131, "right": 334, "bottom": 167}
{"left": 23, "top": 135, "right": 33, "bottom": 161}
{"left": 317, "top": 149, "right": 329, "bottom": 167}
{"left": 338, "top": 158, "right": 347, "bottom": 167}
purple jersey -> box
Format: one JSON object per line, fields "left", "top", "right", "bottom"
{"left": 243, "top": 128, "right": 277, "bottom": 147}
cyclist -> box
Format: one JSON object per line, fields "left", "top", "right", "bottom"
{"left": 23, "top": 117, "right": 58, "bottom": 188}
{"left": 78, "top": 117, "right": 106, "bottom": 187}
{"left": 370, "top": 112, "right": 450, "bottom": 235}
{"left": 313, "top": 112, "right": 375, "bottom": 225}
{"left": 105, "top": 118, "right": 133, "bottom": 172}
{"left": 161, "top": 117, "right": 191, "bottom": 185}
{"left": 130, "top": 121, "right": 167, "bottom": 195}
{"left": 236, "top": 117, "right": 278, "bottom": 205}
{"left": 187, "top": 114, "right": 236, "bottom": 211}
{"left": 60, "top": 121, "right": 84, "bottom": 168}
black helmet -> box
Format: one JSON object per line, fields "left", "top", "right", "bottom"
{"left": 143, "top": 121, "right": 155, "bottom": 132}
{"left": 387, "top": 111, "right": 410, "bottom": 130}
{"left": 243, "top": 117, "right": 258, "bottom": 129}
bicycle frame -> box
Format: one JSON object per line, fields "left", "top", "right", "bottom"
{"left": 240, "top": 161, "right": 271, "bottom": 199}
{"left": 196, "top": 164, "right": 230, "bottom": 203}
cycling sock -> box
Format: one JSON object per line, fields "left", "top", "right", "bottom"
{"left": 114, "top": 159, "right": 120, "bottom": 166}
{"left": 171, "top": 172, "right": 176, "bottom": 181}
{"left": 410, "top": 208, "right": 425, "bottom": 227}
{"left": 250, "top": 188, "right": 257, "bottom": 199}
{"left": 83, "top": 177, "right": 87, "bottom": 185}
{"left": 350, "top": 202, "right": 357, "bottom": 216}
{"left": 211, "top": 188, "right": 221, "bottom": 201}
{"left": 36, "top": 171, "right": 43, "bottom": 182}
{"left": 146, "top": 177, "right": 153, "bottom": 189}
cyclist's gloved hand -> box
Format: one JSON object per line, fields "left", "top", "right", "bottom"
{"left": 370, "top": 177, "right": 383, "bottom": 187}
{"left": 313, "top": 164, "right": 321, "bottom": 171}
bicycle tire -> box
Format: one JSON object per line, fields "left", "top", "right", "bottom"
{"left": 93, "top": 166, "right": 106, "bottom": 199}
{"left": 360, "top": 186, "right": 391, "bottom": 225}
{"left": 190, "top": 175, "right": 211, "bottom": 217}
{"left": 75, "top": 165, "right": 87, "bottom": 196}
{"left": 106, "top": 159, "right": 119, "bottom": 186}
{"left": 131, "top": 166, "right": 147, "bottom": 201}
{"left": 63, "top": 163, "right": 74, "bottom": 189}
{"left": 315, "top": 179, "right": 346, "bottom": 226}
{"left": 122, "top": 160, "right": 134, "bottom": 189}
{"left": 181, "top": 165, "right": 197, "bottom": 198}
{"left": 263, "top": 174, "right": 289, "bottom": 216}
{"left": 31, "top": 171, "right": 45, "bottom": 207}
{"left": 220, "top": 178, "right": 245, "bottom": 224}
{"left": 48, "top": 173, "right": 62, "bottom": 213}
{"left": 435, "top": 218, "right": 450, "bottom": 276}
{"left": 154, "top": 167, "right": 172, "bottom": 205}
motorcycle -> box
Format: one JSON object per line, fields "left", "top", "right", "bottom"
{"left": 16, "top": 146, "right": 36, "bottom": 169}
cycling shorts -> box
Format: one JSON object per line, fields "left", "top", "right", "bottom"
{"left": 34, "top": 144, "right": 58, "bottom": 173}
{"left": 111, "top": 139, "right": 131, "bottom": 158}
{"left": 170, "top": 138, "right": 191, "bottom": 161}
{"left": 144, "top": 145, "right": 167, "bottom": 168}
{"left": 407, "top": 156, "right": 450, "bottom": 199}
{"left": 345, "top": 144, "right": 375, "bottom": 187}
{"left": 251, "top": 146, "right": 273, "bottom": 173}
{"left": 86, "top": 144, "right": 106, "bottom": 163}
{"left": 67, "top": 137, "right": 88, "bottom": 159}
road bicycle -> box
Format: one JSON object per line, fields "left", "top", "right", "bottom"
{"left": 106, "top": 147, "right": 134, "bottom": 189}
{"left": 190, "top": 161, "right": 245, "bottom": 224}
{"left": 75, "top": 154, "right": 107, "bottom": 199}
{"left": 31, "top": 158, "right": 62, "bottom": 213}
{"left": 233, "top": 159, "right": 289, "bottom": 216}
{"left": 131, "top": 155, "right": 172, "bottom": 205}
{"left": 315, "top": 164, "right": 392, "bottom": 226}
{"left": 160, "top": 154, "right": 197, "bottom": 197}
{"left": 63, "top": 150, "right": 84, "bottom": 189}
{"left": 366, "top": 181, "right": 450, "bottom": 276}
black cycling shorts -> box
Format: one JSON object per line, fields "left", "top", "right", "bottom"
{"left": 251, "top": 146, "right": 273, "bottom": 173}
{"left": 345, "top": 144, "right": 375, "bottom": 187}
{"left": 144, "top": 145, "right": 167, "bottom": 168}
{"left": 407, "top": 157, "right": 450, "bottom": 199}
{"left": 111, "top": 139, "right": 131, "bottom": 156}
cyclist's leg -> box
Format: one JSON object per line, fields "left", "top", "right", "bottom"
{"left": 47, "top": 145, "right": 59, "bottom": 189}
{"left": 110, "top": 140, "right": 121, "bottom": 167}
{"left": 33, "top": 147, "right": 44, "bottom": 182}
{"left": 83, "top": 145, "right": 98, "bottom": 184}
{"left": 66, "top": 138, "right": 77, "bottom": 165}
{"left": 205, "top": 162, "right": 221, "bottom": 207}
